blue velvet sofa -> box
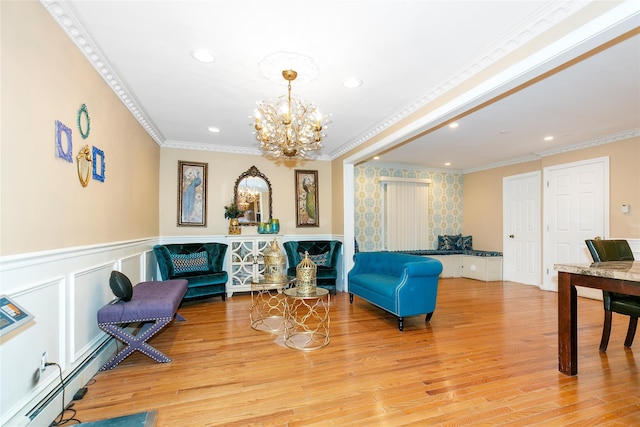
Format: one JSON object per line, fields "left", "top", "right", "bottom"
{"left": 283, "top": 240, "right": 343, "bottom": 294}
{"left": 348, "top": 252, "right": 443, "bottom": 331}
{"left": 153, "top": 242, "right": 228, "bottom": 301}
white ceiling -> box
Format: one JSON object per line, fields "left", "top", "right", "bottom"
{"left": 42, "top": 0, "right": 640, "bottom": 172}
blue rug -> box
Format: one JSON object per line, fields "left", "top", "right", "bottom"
{"left": 80, "top": 410, "right": 157, "bottom": 427}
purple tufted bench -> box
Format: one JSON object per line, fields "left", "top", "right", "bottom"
{"left": 97, "top": 279, "right": 188, "bottom": 370}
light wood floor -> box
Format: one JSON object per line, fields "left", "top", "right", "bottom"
{"left": 71, "top": 279, "right": 639, "bottom": 426}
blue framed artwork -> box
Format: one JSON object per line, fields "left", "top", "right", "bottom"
{"left": 92, "top": 146, "right": 105, "bottom": 182}
{"left": 55, "top": 120, "right": 73, "bottom": 163}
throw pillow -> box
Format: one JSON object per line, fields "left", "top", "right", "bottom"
{"left": 171, "top": 251, "right": 209, "bottom": 274}
{"left": 450, "top": 234, "right": 463, "bottom": 250}
{"left": 299, "top": 251, "right": 330, "bottom": 266}
{"left": 461, "top": 235, "right": 473, "bottom": 250}
{"left": 437, "top": 235, "right": 459, "bottom": 251}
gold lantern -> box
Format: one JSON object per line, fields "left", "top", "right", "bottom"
{"left": 296, "top": 251, "right": 317, "bottom": 296}
{"left": 263, "top": 239, "right": 286, "bottom": 283}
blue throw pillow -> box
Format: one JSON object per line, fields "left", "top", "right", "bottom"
{"left": 461, "top": 235, "right": 473, "bottom": 250}
{"left": 437, "top": 235, "right": 460, "bottom": 251}
{"left": 171, "top": 251, "right": 209, "bottom": 274}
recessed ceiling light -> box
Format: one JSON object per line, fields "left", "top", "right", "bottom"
{"left": 191, "top": 49, "right": 216, "bottom": 63}
{"left": 373, "top": 156, "right": 380, "bottom": 160}
{"left": 544, "top": 136, "right": 554, "bottom": 141}
{"left": 343, "top": 78, "right": 363, "bottom": 89}
{"left": 208, "top": 127, "right": 220, "bottom": 133}
{"left": 449, "top": 122, "right": 459, "bottom": 129}
{"left": 444, "top": 162, "right": 451, "bottom": 166}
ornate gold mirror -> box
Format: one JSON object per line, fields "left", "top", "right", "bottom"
{"left": 234, "top": 166, "right": 272, "bottom": 225}
{"left": 76, "top": 144, "right": 92, "bottom": 187}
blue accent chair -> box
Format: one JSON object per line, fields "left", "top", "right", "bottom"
{"left": 283, "top": 240, "right": 343, "bottom": 294}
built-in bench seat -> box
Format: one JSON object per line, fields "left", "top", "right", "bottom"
{"left": 396, "top": 249, "right": 502, "bottom": 257}
{"left": 391, "top": 235, "right": 503, "bottom": 281}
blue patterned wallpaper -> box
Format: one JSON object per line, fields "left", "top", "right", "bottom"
{"left": 354, "top": 164, "right": 463, "bottom": 252}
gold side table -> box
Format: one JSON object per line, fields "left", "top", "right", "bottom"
{"left": 250, "top": 276, "right": 296, "bottom": 332}
{"left": 283, "top": 287, "right": 330, "bottom": 351}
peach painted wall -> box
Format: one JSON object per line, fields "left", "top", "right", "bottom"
{"left": 0, "top": 2, "right": 160, "bottom": 256}
{"left": 464, "top": 138, "right": 640, "bottom": 251}
{"left": 158, "top": 149, "right": 333, "bottom": 237}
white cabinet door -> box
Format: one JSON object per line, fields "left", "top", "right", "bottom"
{"left": 503, "top": 171, "right": 540, "bottom": 286}
{"left": 227, "top": 237, "right": 274, "bottom": 297}
{"left": 543, "top": 157, "right": 608, "bottom": 293}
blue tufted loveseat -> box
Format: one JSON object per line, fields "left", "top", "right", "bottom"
{"left": 348, "top": 252, "right": 443, "bottom": 331}
{"left": 153, "top": 242, "right": 228, "bottom": 301}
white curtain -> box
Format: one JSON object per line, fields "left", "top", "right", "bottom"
{"left": 381, "top": 178, "right": 430, "bottom": 251}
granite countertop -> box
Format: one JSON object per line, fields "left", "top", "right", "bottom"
{"left": 554, "top": 261, "right": 640, "bottom": 282}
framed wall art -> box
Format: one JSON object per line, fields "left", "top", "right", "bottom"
{"left": 55, "top": 120, "right": 73, "bottom": 163}
{"left": 295, "top": 169, "right": 319, "bottom": 227}
{"left": 177, "top": 161, "right": 208, "bottom": 227}
{"left": 92, "top": 146, "right": 105, "bottom": 182}
{"left": 77, "top": 103, "right": 91, "bottom": 139}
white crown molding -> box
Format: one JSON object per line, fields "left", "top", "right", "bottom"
{"left": 360, "top": 163, "right": 464, "bottom": 175}
{"left": 41, "top": 0, "right": 591, "bottom": 161}
{"left": 161, "top": 140, "right": 265, "bottom": 155}
{"left": 40, "top": 0, "right": 166, "bottom": 146}
{"left": 461, "top": 128, "right": 640, "bottom": 174}
{"left": 365, "top": 128, "right": 639, "bottom": 175}
{"left": 329, "top": 1, "right": 591, "bottom": 160}
{"left": 160, "top": 139, "right": 332, "bottom": 161}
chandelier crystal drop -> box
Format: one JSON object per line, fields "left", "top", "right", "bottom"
{"left": 252, "top": 70, "right": 330, "bottom": 158}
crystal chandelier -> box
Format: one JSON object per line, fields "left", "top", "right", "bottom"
{"left": 253, "top": 70, "right": 329, "bottom": 158}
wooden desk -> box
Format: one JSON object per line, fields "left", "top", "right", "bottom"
{"left": 554, "top": 261, "right": 640, "bottom": 376}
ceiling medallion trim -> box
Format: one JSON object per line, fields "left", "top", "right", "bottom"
{"left": 258, "top": 52, "right": 319, "bottom": 85}
{"left": 41, "top": 0, "right": 597, "bottom": 159}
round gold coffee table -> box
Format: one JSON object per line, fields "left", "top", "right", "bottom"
{"left": 283, "top": 287, "right": 330, "bottom": 350}
{"left": 250, "top": 276, "right": 296, "bottom": 332}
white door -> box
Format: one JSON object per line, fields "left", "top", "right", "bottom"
{"left": 543, "top": 157, "right": 609, "bottom": 293}
{"left": 503, "top": 172, "right": 541, "bottom": 286}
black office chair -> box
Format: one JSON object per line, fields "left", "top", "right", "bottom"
{"left": 585, "top": 238, "right": 638, "bottom": 351}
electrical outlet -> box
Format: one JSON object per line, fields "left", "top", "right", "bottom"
{"left": 40, "top": 351, "right": 47, "bottom": 372}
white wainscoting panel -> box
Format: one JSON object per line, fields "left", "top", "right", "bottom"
{"left": 0, "top": 277, "right": 64, "bottom": 423}
{"left": 0, "top": 238, "right": 157, "bottom": 425}
{"left": 121, "top": 253, "right": 143, "bottom": 285}
{"left": 71, "top": 261, "right": 118, "bottom": 363}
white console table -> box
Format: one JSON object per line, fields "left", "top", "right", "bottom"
{"left": 227, "top": 236, "right": 280, "bottom": 297}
